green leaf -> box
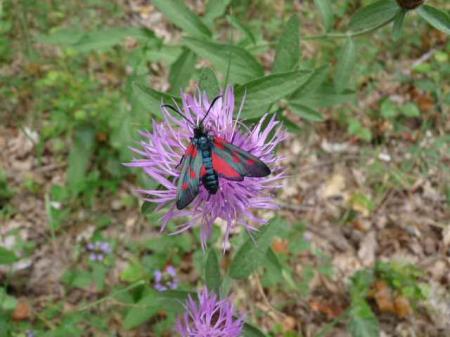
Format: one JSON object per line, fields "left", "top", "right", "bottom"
{"left": 227, "top": 15, "right": 256, "bottom": 44}
{"left": 0, "top": 246, "right": 18, "bottom": 265}
{"left": 205, "top": 248, "right": 221, "bottom": 295}
{"left": 392, "top": 9, "right": 407, "bottom": 40}
{"left": 314, "top": 0, "right": 334, "bottom": 31}
{"left": 290, "top": 65, "right": 329, "bottom": 98}
{"left": 229, "top": 217, "right": 283, "bottom": 279}
{"left": 152, "top": 0, "right": 211, "bottom": 38}
{"left": 400, "top": 102, "right": 420, "bottom": 117}
{"left": 349, "top": 0, "right": 399, "bottom": 31}
{"left": 235, "top": 70, "right": 312, "bottom": 119}
{"left": 124, "top": 289, "right": 190, "bottom": 329}
{"left": 350, "top": 269, "right": 374, "bottom": 300}
{"left": 129, "top": 78, "right": 179, "bottom": 119}
{"left": 123, "top": 290, "right": 160, "bottom": 329}
{"left": 169, "top": 48, "right": 197, "bottom": 93}
{"left": 294, "top": 83, "right": 356, "bottom": 108}
{"left": 242, "top": 323, "right": 267, "bottom": 337}
{"left": 184, "top": 37, "right": 264, "bottom": 84}
{"left": 289, "top": 103, "right": 324, "bottom": 122}
{"left": 348, "top": 300, "right": 379, "bottom": 337}
{"left": 334, "top": 37, "right": 356, "bottom": 93}
{"left": 67, "top": 126, "right": 96, "bottom": 192}
{"left": 272, "top": 15, "right": 300, "bottom": 73}
{"left": 199, "top": 68, "right": 220, "bottom": 99}
{"left": 417, "top": 5, "right": 450, "bottom": 35}
{"left": 0, "top": 288, "right": 17, "bottom": 311}
{"left": 37, "top": 27, "right": 155, "bottom": 53}
{"left": 204, "top": 0, "right": 232, "bottom": 25}
{"left": 380, "top": 99, "right": 397, "bottom": 118}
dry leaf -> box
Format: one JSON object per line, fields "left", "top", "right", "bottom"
{"left": 320, "top": 172, "right": 347, "bottom": 200}
{"left": 370, "top": 280, "right": 396, "bottom": 314}
{"left": 12, "top": 300, "right": 31, "bottom": 321}
{"left": 394, "top": 295, "right": 413, "bottom": 318}
{"left": 272, "top": 238, "right": 289, "bottom": 254}
{"left": 358, "top": 231, "right": 377, "bottom": 267}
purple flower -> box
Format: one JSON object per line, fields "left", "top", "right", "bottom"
{"left": 86, "top": 241, "right": 112, "bottom": 262}
{"left": 127, "top": 87, "right": 285, "bottom": 248}
{"left": 176, "top": 288, "right": 244, "bottom": 337}
{"left": 154, "top": 265, "right": 179, "bottom": 292}
{"left": 26, "top": 331, "right": 36, "bottom": 337}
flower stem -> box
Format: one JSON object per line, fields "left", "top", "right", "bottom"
{"left": 303, "top": 18, "right": 396, "bottom": 40}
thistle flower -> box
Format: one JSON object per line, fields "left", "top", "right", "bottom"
{"left": 127, "top": 87, "right": 285, "bottom": 248}
{"left": 86, "top": 241, "right": 112, "bottom": 262}
{"left": 176, "top": 288, "right": 244, "bottom": 337}
{"left": 154, "top": 265, "right": 179, "bottom": 291}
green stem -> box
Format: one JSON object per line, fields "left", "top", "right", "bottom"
{"left": 304, "top": 17, "right": 396, "bottom": 40}
{"left": 77, "top": 280, "right": 146, "bottom": 311}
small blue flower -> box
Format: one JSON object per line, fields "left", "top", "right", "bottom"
{"left": 86, "top": 241, "right": 112, "bottom": 262}
{"left": 154, "top": 265, "right": 179, "bottom": 292}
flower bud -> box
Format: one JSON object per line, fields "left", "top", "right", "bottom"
{"left": 396, "top": 0, "right": 425, "bottom": 10}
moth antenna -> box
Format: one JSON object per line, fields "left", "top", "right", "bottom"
{"left": 200, "top": 95, "right": 222, "bottom": 126}
{"left": 231, "top": 88, "right": 246, "bottom": 143}
{"left": 161, "top": 104, "right": 195, "bottom": 127}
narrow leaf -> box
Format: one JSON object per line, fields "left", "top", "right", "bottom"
{"left": 235, "top": 70, "right": 312, "bottom": 119}
{"left": 67, "top": 126, "right": 96, "bottom": 192}
{"left": 292, "top": 83, "right": 356, "bottom": 108}
{"left": 152, "top": 0, "right": 211, "bottom": 38}
{"left": 0, "top": 246, "right": 18, "bottom": 265}
{"left": 348, "top": 300, "right": 380, "bottom": 337}
{"left": 417, "top": 5, "right": 450, "bottom": 35}
{"left": 229, "top": 218, "right": 283, "bottom": 279}
{"left": 290, "top": 65, "right": 329, "bottom": 98}
{"left": 334, "top": 37, "right": 356, "bottom": 93}
{"left": 205, "top": 249, "right": 221, "bottom": 295}
{"left": 124, "top": 289, "right": 190, "bottom": 329}
{"left": 242, "top": 323, "right": 267, "bottom": 337}
{"left": 392, "top": 9, "right": 407, "bottom": 40}
{"left": 289, "top": 103, "right": 324, "bottom": 122}
{"left": 129, "top": 78, "right": 179, "bottom": 119}
{"left": 272, "top": 15, "right": 300, "bottom": 73}
{"left": 204, "top": 0, "right": 232, "bottom": 25}
{"left": 314, "top": 0, "right": 334, "bottom": 31}
{"left": 169, "top": 48, "right": 197, "bottom": 93}
{"left": 184, "top": 37, "right": 264, "bottom": 84}
{"left": 199, "top": 68, "right": 220, "bottom": 99}
{"left": 349, "top": 0, "right": 399, "bottom": 31}
{"left": 227, "top": 15, "right": 256, "bottom": 44}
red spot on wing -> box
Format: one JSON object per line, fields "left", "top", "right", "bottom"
{"left": 186, "top": 144, "right": 198, "bottom": 157}
{"left": 212, "top": 152, "right": 241, "bottom": 178}
{"left": 182, "top": 182, "right": 189, "bottom": 190}
{"left": 200, "top": 165, "right": 207, "bottom": 177}
{"left": 214, "top": 137, "right": 225, "bottom": 150}
{"left": 190, "top": 169, "right": 196, "bottom": 178}
{"left": 247, "top": 159, "right": 255, "bottom": 165}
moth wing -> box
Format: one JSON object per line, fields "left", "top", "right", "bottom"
{"left": 211, "top": 137, "right": 270, "bottom": 180}
{"left": 176, "top": 144, "right": 203, "bottom": 210}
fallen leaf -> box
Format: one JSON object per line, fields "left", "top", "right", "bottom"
{"left": 272, "top": 238, "right": 288, "bottom": 254}
{"left": 358, "top": 231, "right": 377, "bottom": 267}
{"left": 370, "top": 280, "right": 395, "bottom": 314}
{"left": 12, "top": 300, "right": 31, "bottom": 321}
{"left": 321, "top": 172, "right": 347, "bottom": 200}
{"left": 394, "top": 295, "right": 413, "bottom": 318}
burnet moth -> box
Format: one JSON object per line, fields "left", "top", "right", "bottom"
{"left": 162, "top": 95, "right": 271, "bottom": 210}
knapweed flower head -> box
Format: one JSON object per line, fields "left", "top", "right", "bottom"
{"left": 176, "top": 288, "right": 243, "bottom": 337}
{"left": 128, "top": 86, "right": 285, "bottom": 248}
{"left": 86, "top": 241, "right": 112, "bottom": 262}
{"left": 154, "top": 265, "right": 179, "bottom": 291}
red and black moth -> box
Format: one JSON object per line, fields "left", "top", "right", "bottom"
{"left": 162, "top": 96, "right": 271, "bottom": 210}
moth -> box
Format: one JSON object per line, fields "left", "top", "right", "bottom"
{"left": 162, "top": 96, "right": 271, "bottom": 210}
